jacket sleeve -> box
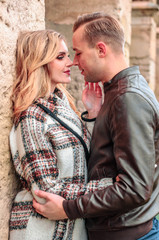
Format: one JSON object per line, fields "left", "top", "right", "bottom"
{"left": 63, "top": 92, "right": 157, "bottom": 219}
{"left": 10, "top": 110, "right": 112, "bottom": 204}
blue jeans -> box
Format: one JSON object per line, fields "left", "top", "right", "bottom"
{"left": 138, "top": 217, "right": 159, "bottom": 240}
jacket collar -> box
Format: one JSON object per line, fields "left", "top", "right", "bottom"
{"left": 103, "top": 66, "right": 140, "bottom": 93}
{"left": 35, "top": 87, "right": 68, "bottom": 114}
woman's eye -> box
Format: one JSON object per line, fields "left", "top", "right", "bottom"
{"left": 76, "top": 53, "right": 81, "bottom": 56}
{"left": 57, "top": 55, "right": 64, "bottom": 60}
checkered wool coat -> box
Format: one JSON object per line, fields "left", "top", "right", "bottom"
{"left": 9, "top": 88, "right": 112, "bottom": 240}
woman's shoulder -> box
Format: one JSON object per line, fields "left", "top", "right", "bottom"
{"left": 15, "top": 103, "right": 46, "bottom": 128}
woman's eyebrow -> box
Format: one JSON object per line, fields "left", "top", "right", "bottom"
{"left": 58, "top": 51, "right": 66, "bottom": 55}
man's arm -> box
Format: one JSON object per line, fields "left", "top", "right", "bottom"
{"left": 33, "top": 177, "right": 113, "bottom": 220}
{"left": 34, "top": 92, "right": 157, "bottom": 220}
{"left": 63, "top": 92, "right": 156, "bottom": 220}
{"left": 33, "top": 190, "right": 67, "bottom": 220}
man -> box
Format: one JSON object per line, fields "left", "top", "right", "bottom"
{"left": 33, "top": 12, "right": 159, "bottom": 239}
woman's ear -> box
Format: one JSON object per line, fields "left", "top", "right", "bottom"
{"left": 96, "top": 42, "right": 106, "bottom": 57}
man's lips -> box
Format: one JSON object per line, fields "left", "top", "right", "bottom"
{"left": 81, "top": 69, "right": 84, "bottom": 75}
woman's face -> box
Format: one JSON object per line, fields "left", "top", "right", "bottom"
{"left": 48, "top": 40, "right": 72, "bottom": 91}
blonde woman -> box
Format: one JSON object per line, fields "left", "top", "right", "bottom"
{"left": 9, "top": 30, "right": 112, "bottom": 240}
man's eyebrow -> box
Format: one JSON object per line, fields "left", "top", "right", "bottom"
{"left": 72, "top": 47, "right": 78, "bottom": 51}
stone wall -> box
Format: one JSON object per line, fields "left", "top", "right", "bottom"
{"left": 45, "top": 0, "right": 132, "bottom": 111}
{"left": 130, "top": 1, "right": 158, "bottom": 91}
{"left": 154, "top": 9, "right": 159, "bottom": 99}
{"left": 0, "top": 0, "right": 158, "bottom": 239}
{"left": 0, "top": 0, "right": 45, "bottom": 239}
{"left": 155, "top": 27, "right": 159, "bottom": 99}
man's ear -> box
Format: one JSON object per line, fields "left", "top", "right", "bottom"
{"left": 96, "top": 42, "right": 107, "bottom": 57}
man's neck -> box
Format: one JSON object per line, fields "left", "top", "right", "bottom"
{"left": 102, "top": 55, "right": 128, "bottom": 84}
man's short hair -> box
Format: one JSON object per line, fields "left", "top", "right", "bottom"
{"left": 73, "top": 12, "right": 125, "bottom": 52}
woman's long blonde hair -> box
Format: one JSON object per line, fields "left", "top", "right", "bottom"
{"left": 11, "top": 30, "right": 80, "bottom": 121}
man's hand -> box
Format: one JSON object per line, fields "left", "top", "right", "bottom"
{"left": 33, "top": 190, "right": 68, "bottom": 220}
{"left": 82, "top": 82, "right": 102, "bottom": 118}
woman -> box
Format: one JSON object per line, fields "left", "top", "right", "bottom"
{"left": 9, "top": 30, "right": 112, "bottom": 240}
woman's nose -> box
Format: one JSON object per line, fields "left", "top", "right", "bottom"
{"left": 67, "top": 59, "right": 73, "bottom": 67}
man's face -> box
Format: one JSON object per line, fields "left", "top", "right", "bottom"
{"left": 72, "top": 25, "right": 102, "bottom": 83}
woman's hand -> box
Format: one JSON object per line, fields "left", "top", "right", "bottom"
{"left": 82, "top": 82, "right": 102, "bottom": 119}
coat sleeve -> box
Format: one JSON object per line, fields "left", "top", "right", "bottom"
{"left": 63, "top": 92, "right": 157, "bottom": 219}
{"left": 81, "top": 111, "right": 96, "bottom": 135}
{"left": 10, "top": 110, "right": 112, "bottom": 204}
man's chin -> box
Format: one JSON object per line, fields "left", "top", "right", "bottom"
{"left": 84, "top": 78, "right": 95, "bottom": 83}
{"left": 84, "top": 76, "right": 91, "bottom": 82}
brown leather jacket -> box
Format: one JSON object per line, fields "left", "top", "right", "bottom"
{"left": 63, "top": 66, "right": 159, "bottom": 239}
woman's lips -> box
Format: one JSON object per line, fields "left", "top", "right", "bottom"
{"left": 64, "top": 70, "right": 70, "bottom": 76}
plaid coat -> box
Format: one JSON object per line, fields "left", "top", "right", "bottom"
{"left": 9, "top": 88, "right": 112, "bottom": 240}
